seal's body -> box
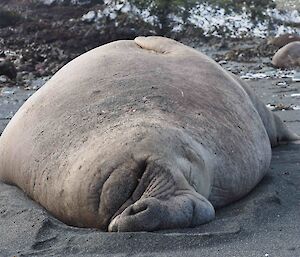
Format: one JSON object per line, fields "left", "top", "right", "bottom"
{"left": 0, "top": 37, "right": 298, "bottom": 232}
{"left": 272, "top": 41, "right": 300, "bottom": 68}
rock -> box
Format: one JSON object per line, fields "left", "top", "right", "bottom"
{"left": 81, "top": 10, "right": 97, "bottom": 23}
{"left": 272, "top": 42, "right": 300, "bottom": 68}
{"left": 0, "top": 59, "right": 17, "bottom": 80}
{"left": 0, "top": 75, "right": 9, "bottom": 83}
{"left": 292, "top": 72, "right": 300, "bottom": 82}
{"left": 0, "top": 9, "right": 21, "bottom": 28}
{"left": 268, "top": 33, "right": 300, "bottom": 48}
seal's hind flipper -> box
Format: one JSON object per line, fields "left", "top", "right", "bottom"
{"left": 232, "top": 73, "right": 300, "bottom": 146}
{"left": 134, "top": 36, "right": 183, "bottom": 54}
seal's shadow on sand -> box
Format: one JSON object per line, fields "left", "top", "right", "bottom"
{"left": 0, "top": 143, "right": 299, "bottom": 256}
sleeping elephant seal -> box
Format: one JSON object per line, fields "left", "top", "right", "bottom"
{"left": 272, "top": 41, "right": 300, "bottom": 68}
{"left": 0, "top": 37, "right": 298, "bottom": 232}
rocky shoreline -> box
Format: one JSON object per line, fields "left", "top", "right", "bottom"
{"left": 1, "top": 0, "right": 298, "bottom": 89}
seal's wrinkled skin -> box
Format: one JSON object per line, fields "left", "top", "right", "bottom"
{"left": 0, "top": 37, "right": 298, "bottom": 232}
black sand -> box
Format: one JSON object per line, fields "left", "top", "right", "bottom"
{"left": 0, "top": 66, "right": 299, "bottom": 256}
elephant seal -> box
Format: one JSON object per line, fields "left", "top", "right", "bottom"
{"left": 272, "top": 41, "right": 300, "bottom": 68}
{"left": 0, "top": 37, "right": 298, "bottom": 232}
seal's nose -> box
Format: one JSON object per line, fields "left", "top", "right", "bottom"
{"left": 108, "top": 197, "right": 164, "bottom": 232}
{"left": 108, "top": 190, "right": 215, "bottom": 232}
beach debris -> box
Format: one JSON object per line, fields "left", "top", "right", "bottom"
{"left": 292, "top": 105, "right": 300, "bottom": 110}
{"left": 266, "top": 104, "right": 276, "bottom": 110}
{"left": 1, "top": 87, "right": 15, "bottom": 96}
{"left": 240, "top": 73, "right": 268, "bottom": 80}
{"left": 279, "top": 71, "right": 295, "bottom": 79}
{"left": 266, "top": 103, "right": 296, "bottom": 111}
{"left": 276, "top": 81, "right": 289, "bottom": 87}
{"left": 238, "top": 69, "right": 299, "bottom": 81}
{"left": 218, "top": 60, "right": 227, "bottom": 65}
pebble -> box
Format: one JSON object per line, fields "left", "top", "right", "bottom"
{"left": 0, "top": 75, "right": 8, "bottom": 83}
{"left": 240, "top": 72, "right": 268, "bottom": 80}
{"left": 292, "top": 72, "right": 300, "bottom": 82}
